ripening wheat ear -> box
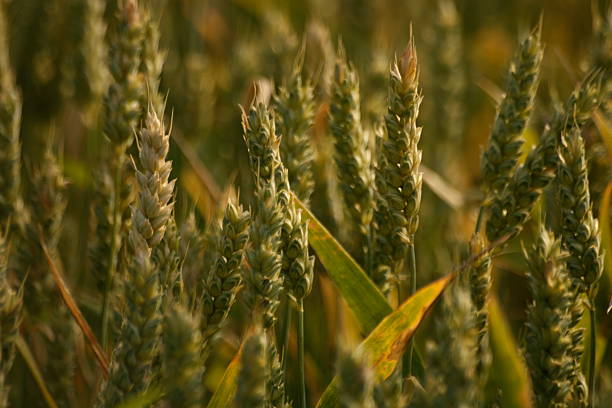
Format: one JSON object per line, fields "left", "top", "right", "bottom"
{"left": 481, "top": 21, "right": 543, "bottom": 196}
{"left": 486, "top": 71, "right": 602, "bottom": 243}
{"left": 234, "top": 329, "right": 268, "bottom": 408}
{"left": 242, "top": 103, "right": 285, "bottom": 329}
{"left": 523, "top": 227, "right": 577, "bottom": 407}
{"left": 98, "top": 108, "right": 175, "bottom": 406}
{"left": 201, "top": 196, "right": 250, "bottom": 351}
{"left": 557, "top": 126, "right": 604, "bottom": 294}
{"left": 162, "top": 303, "right": 205, "bottom": 408}
{"left": 0, "top": 233, "right": 22, "bottom": 408}
{"left": 274, "top": 51, "right": 316, "bottom": 205}
{"left": 467, "top": 233, "right": 492, "bottom": 381}
{"left": 371, "top": 34, "right": 422, "bottom": 294}
{"left": 329, "top": 43, "right": 375, "bottom": 257}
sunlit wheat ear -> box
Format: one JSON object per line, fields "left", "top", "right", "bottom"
{"left": 557, "top": 126, "right": 604, "bottom": 293}
{"left": 329, "top": 44, "right": 375, "bottom": 248}
{"left": 523, "top": 227, "right": 577, "bottom": 407}
{"left": 274, "top": 54, "right": 316, "bottom": 205}
{"left": 481, "top": 21, "right": 543, "bottom": 196}
{"left": 162, "top": 303, "right": 204, "bottom": 408}
{"left": 371, "top": 33, "right": 422, "bottom": 293}
{"left": 234, "top": 329, "right": 268, "bottom": 408}
{"left": 201, "top": 197, "right": 250, "bottom": 351}
{"left": 242, "top": 103, "right": 284, "bottom": 329}
{"left": 0, "top": 233, "right": 22, "bottom": 408}
{"left": 486, "top": 71, "right": 602, "bottom": 244}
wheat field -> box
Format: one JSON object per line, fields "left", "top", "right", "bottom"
{"left": 0, "top": 0, "right": 611, "bottom": 407}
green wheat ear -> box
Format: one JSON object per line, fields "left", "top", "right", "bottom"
{"left": 481, "top": 21, "right": 543, "bottom": 196}
{"left": 329, "top": 44, "right": 375, "bottom": 254}
{"left": 486, "top": 71, "right": 602, "bottom": 244}
{"left": 372, "top": 34, "right": 423, "bottom": 293}
{"left": 524, "top": 227, "right": 577, "bottom": 407}
{"left": 274, "top": 51, "right": 316, "bottom": 205}
{"left": 162, "top": 303, "right": 204, "bottom": 408}
{"left": 234, "top": 329, "right": 268, "bottom": 408}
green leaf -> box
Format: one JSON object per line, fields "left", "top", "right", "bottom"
{"left": 489, "top": 296, "right": 533, "bottom": 408}
{"left": 206, "top": 343, "right": 243, "bottom": 408}
{"left": 294, "top": 197, "right": 392, "bottom": 333}
{"left": 315, "top": 274, "right": 454, "bottom": 407}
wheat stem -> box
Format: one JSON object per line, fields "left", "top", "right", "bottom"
{"left": 297, "top": 299, "right": 306, "bottom": 408}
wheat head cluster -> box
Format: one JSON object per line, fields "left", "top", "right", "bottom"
{"left": 0, "top": 0, "right": 611, "bottom": 407}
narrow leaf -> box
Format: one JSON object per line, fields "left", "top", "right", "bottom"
{"left": 41, "top": 236, "right": 110, "bottom": 377}
{"left": 294, "top": 197, "right": 392, "bottom": 333}
{"left": 315, "top": 274, "right": 454, "bottom": 407}
{"left": 115, "top": 386, "right": 164, "bottom": 408}
{"left": 206, "top": 343, "right": 243, "bottom": 408}
{"left": 489, "top": 296, "right": 533, "bottom": 408}
{"left": 16, "top": 335, "right": 59, "bottom": 408}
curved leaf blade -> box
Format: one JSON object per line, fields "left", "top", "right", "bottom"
{"left": 599, "top": 182, "right": 612, "bottom": 301}
{"left": 315, "top": 274, "right": 454, "bottom": 408}
{"left": 294, "top": 197, "right": 392, "bottom": 333}
{"left": 489, "top": 296, "right": 532, "bottom": 408}
{"left": 206, "top": 343, "right": 243, "bottom": 408}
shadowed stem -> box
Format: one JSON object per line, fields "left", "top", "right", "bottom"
{"left": 279, "top": 297, "right": 292, "bottom": 375}
{"left": 588, "top": 304, "right": 596, "bottom": 408}
{"left": 297, "top": 299, "right": 306, "bottom": 408}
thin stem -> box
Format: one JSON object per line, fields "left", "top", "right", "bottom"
{"left": 588, "top": 304, "right": 596, "bottom": 408}
{"left": 279, "top": 297, "right": 292, "bottom": 375}
{"left": 407, "top": 242, "right": 417, "bottom": 376}
{"left": 297, "top": 299, "right": 306, "bottom": 408}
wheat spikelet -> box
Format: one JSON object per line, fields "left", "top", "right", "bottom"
{"left": 162, "top": 303, "right": 204, "bottom": 408}
{"left": 242, "top": 103, "right": 285, "bottom": 329}
{"left": 234, "top": 329, "right": 268, "bottom": 408}
{"left": 524, "top": 227, "right": 576, "bottom": 407}
{"left": 481, "top": 22, "right": 543, "bottom": 195}
{"left": 486, "top": 71, "right": 602, "bottom": 243}
{"left": 201, "top": 197, "right": 250, "bottom": 347}
{"left": 372, "top": 35, "right": 422, "bottom": 293}
{"left": 274, "top": 56, "right": 316, "bottom": 205}
{"left": 329, "top": 46, "right": 375, "bottom": 251}
{"left": 467, "top": 233, "right": 492, "bottom": 380}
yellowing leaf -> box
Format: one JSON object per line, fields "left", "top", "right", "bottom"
{"left": 206, "top": 342, "right": 243, "bottom": 408}
{"left": 295, "top": 197, "right": 392, "bottom": 334}
{"left": 315, "top": 274, "right": 454, "bottom": 408}
{"left": 489, "top": 296, "right": 532, "bottom": 408}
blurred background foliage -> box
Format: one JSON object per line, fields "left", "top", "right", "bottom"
{"left": 2, "top": 0, "right": 611, "bottom": 406}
